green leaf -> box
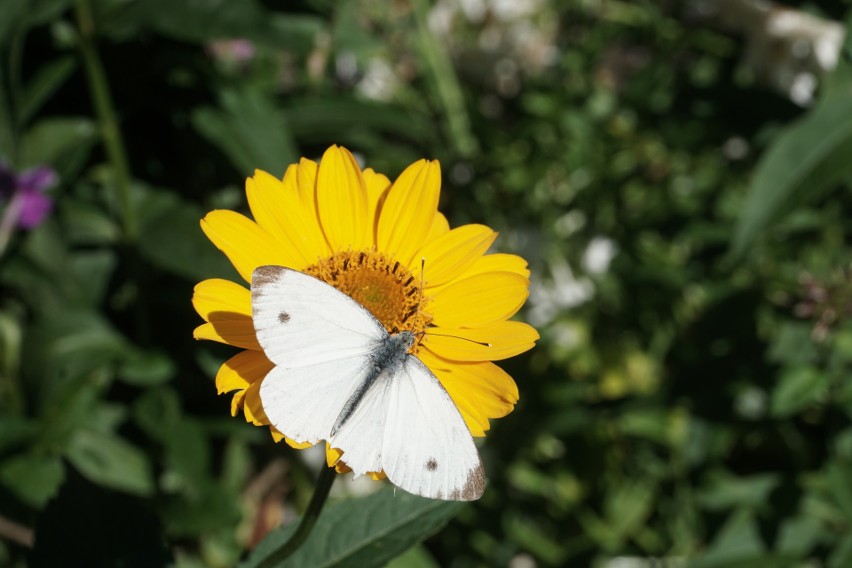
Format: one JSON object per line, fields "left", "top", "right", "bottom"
{"left": 689, "top": 510, "right": 766, "bottom": 568}
{"left": 830, "top": 534, "right": 852, "bottom": 568}
{"left": 23, "top": 308, "right": 128, "bottom": 388}
{"left": 242, "top": 487, "right": 464, "bottom": 568}
{"left": 136, "top": 186, "right": 238, "bottom": 280}
{"left": 100, "top": 0, "right": 316, "bottom": 49}
{"left": 697, "top": 472, "right": 781, "bottom": 511}
{"left": 731, "top": 95, "right": 852, "bottom": 256}
{"left": 385, "top": 545, "right": 441, "bottom": 568}
{"left": 19, "top": 117, "right": 96, "bottom": 169}
{"left": 58, "top": 198, "right": 121, "bottom": 246}
{"left": 281, "top": 97, "right": 436, "bottom": 146}
{"left": 766, "top": 323, "right": 819, "bottom": 366}
{"left": 0, "top": 453, "right": 64, "bottom": 507}
{"left": 0, "top": 416, "right": 37, "bottom": 453}
{"left": 192, "top": 89, "right": 298, "bottom": 177}
{"left": 775, "top": 515, "right": 823, "bottom": 557}
{"left": 0, "top": 0, "right": 71, "bottom": 45}
{"left": 19, "top": 56, "right": 77, "bottom": 124}
{"left": 118, "top": 349, "right": 176, "bottom": 386}
{"left": 770, "top": 367, "right": 827, "bottom": 418}
{"left": 64, "top": 429, "right": 155, "bottom": 496}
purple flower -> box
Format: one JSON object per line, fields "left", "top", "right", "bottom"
{"left": 14, "top": 167, "right": 57, "bottom": 229}
{"left": 0, "top": 163, "right": 57, "bottom": 253}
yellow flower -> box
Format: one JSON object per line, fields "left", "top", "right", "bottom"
{"left": 192, "top": 145, "right": 538, "bottom": 471}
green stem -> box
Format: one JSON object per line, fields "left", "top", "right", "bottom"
{"left": 258, "top": 466, "right": 337, "bottom": 568}
{"left": 73, "top": 0, "right": 136, "bottom": 241}
{"left": 410, "top": 0, "right": 477, "bottom": 159}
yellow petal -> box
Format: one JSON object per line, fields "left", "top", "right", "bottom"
{"left": 295, "top": 157, "right": 318, "bottom": 205}
{"left": 377, "top": 160, "right": 440, "bottom": 266}
{"left": 200, "top": 210, "right": 293, "bottom": 283}
{"left": 422, "top": 320, "right": 539, "bottom": 361}
{"left": 194, "top": 321, "right": 261, "bottom": 351}
{"left": 230, "top": 389, "right": 246, "bottom": 417}
{"left": 429, "top": 272, "right": 529, "bottom": 327}
{"left": 316, "top": 146, "right": 370, "bottom": 251}
{"left": 215, "top": 350, "right": 273, "bottom": 394}
{"left": 327, "top": 445, "right": 344, "bottom": 468}
{"left": 282, "top": 161, "right": 330, "bottom": 264}
{"left": 427, "top": 212, "right": 450, "bottom": 241}
{"left": 246, "top": 171, "right": 315, "bottom": 268}
{"left": 421, "top": 349, "right": 518, "bottom": 404}
{"left": 283, "top": 435, "right": 313, "bottom": 449}
{"left": 428, "top": 253, "right": 530, "bottom": 296}
{"left": 419, "top": 350, "right": 519, "bottom": 436}
{"left": 461, "top": 253, "right": 530, "bottom": 279}
{"left": 414, "top": 224, "right": 497, "bottom": 287}
{"left": 192, "top": 278, "right": 251, "bottom": 321}
{"left": 243, "top": 380, "right": 271, "bottom": 426}
{"left": 363, "top": 168, "right": 391, "bottom": 238}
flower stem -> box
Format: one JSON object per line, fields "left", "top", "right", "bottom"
{"left": 258, "top": 466, "right": 337, "bottom": 568}
{"left": 73, "top": 0, "right": 137, "bottom": 242}
{"left": 410, "top": 0, "right": 477, "bottom": 159}
{"left": 0, "top": 189, "right": 23, "bottom": 257}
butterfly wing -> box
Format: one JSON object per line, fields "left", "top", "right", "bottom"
{"left": 252, "top": 266, "right": 387, "bottom": 445}
{"left": 381, "top": 356, "right": 485, "bottom": 501}
{"left": 260, "top": 357, "right": 374, "bottom": 445}
{"left": 327, "top": 377, "right": 391, "bottom": 477}
{"left": 251, "top": 266, "right": 387, "bottom": 369}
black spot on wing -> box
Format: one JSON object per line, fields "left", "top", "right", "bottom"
{"left": 426, "top": 458, "right": 438, "bottom": 471}
{"left": 278, "top": 311, "right": 291, "bottom": 324}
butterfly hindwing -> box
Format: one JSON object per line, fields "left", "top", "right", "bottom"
{"left": 328, "top": 378, "right": 391, "bottom": 477}
{"left": 381, "top": 357, "right": 484, "bottom": 501}
{"left": 252, "top": 266, "right": 387, "bottom": 369}
{"left": 259, "top": 355, "right": 373, "bottom": 445}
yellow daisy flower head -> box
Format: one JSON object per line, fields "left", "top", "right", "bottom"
{"left": 192, "top": 145, "right": 538, "bottom": 474}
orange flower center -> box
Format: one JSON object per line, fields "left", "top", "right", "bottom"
{"left": 305, "top": 250, "right": 431, "bottom": 345}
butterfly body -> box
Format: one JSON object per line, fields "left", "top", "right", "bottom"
{"left": 331, "top": 331, "right": 413, "bottom": 437}
{"left": 251, "top": 266, "right": 484, "bottom": 501}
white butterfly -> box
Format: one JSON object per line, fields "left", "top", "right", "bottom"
{"left": 251, "top": 265, "right": 485, "bottom": 501}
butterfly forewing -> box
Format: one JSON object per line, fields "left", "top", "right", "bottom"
{"left": 381, "top": 357, "right": 485, "bottom": 501}
{"left": 252, "top": 266, "right": 387, "bottom": 368}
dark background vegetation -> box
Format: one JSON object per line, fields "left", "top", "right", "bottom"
{"left": 2, "top": 0, "right": 852, "bottom": 566}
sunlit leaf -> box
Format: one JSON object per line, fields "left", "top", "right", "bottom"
{"left": 731, "top": 95, "right": 852, "bottom": 256}
{"left": 242, "top": 486, "right": 463, "bottom": 568}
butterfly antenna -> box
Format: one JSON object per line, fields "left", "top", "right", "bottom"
{"left": 423, "top": 330, "right": 492, "bottom": 347}
{"left": 412, "top": 257, "right": 427, "bottom": 343}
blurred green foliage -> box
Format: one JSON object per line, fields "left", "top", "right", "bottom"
{"left": 2, "top": 0, "right": 852, "bottom": 566}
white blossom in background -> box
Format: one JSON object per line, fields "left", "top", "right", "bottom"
{"left": 529, "top": 260, "right": 594, "bottom": 327}
{"left": 356, "top": 57, "right": 400, "bottom": 101}
{"left": 582, "top": 236, "right": 618, "bottom": 275}
{"left": 717, "top": 0, "right": 846, "bottom": 106}
{"left": 427, "top": 0, "right": 558, "bottom": 95}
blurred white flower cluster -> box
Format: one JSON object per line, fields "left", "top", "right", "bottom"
{"left": 426, "top": 0, "right": 559, "bottom": 97}
{"left": 529, "top": 237, "right": 618, "bottom": 328}
{"left": 715, "top": 0, "right": 846, "bottom": 106}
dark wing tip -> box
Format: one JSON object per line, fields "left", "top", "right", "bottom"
{"left": 461, "top": 463, "right": 485, "bottom": 501}
{"left": 446, "top": 462, "right": 485, "bottom": 501}
{"left": 252, "top": 265, "right": 289, "bottom": 289}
